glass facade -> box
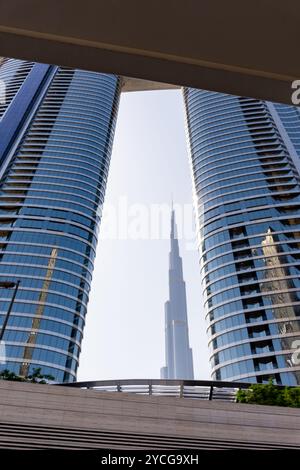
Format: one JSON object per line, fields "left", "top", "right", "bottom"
{"left": 184, "top": 88, "right": 300, "bottom": 385}
{"left": 0, "top": 59, "right": 121, "bottom": 382}
{"left": 0, "top": 59, "right": 34, "bottom": 119}
{"left": 273, "top": 104, "right": 300, "bottom": 157}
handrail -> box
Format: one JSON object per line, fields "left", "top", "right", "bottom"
{"left": 57, "top": 378, "right": 288, "bottom": 402}
{"left": 60, "top": 378, "right": 253, "bottom": 389}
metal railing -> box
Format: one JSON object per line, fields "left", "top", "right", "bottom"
{"left": 59, "top": 379, "right": 261, "bottom": 402}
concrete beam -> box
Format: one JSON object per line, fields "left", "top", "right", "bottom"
{"left": 0, "top": 1, "right": 298, "bottom": 104}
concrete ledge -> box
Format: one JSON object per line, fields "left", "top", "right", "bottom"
{"left": 0, "top": 380, "right": 299, "bottom": 449}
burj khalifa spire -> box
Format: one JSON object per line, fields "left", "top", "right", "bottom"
{"left": 161, "top": 209, "right": 194, "bottom": 379}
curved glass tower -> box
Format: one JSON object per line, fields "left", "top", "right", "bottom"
{"left": 184, "top": 88, "right": 300, "bottom": 385}
{"left": 0, "top": 58, "right": 121, "bottom": 382}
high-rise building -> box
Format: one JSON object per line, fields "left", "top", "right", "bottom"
{"left": 183, "top": 88, "right": 300, "bottom": 385}
{"left": 161, "top": 209, "right": 194, "bottom": 379}
{"left": 3, "top": 55, "right": 300, "bottom": 387}
{"left": 0, "top": 58, "right": 121, "bottom": 382}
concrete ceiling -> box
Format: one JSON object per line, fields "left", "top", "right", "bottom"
{"left": 0, "top": 0, "right": 299, "bottom": 104}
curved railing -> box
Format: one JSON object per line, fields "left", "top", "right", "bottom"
{"left": 59, "top": 378, "right": 260, "bottom": 402}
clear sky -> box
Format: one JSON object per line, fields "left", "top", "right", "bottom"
{"left": 77, "top": 88, "right": 211, "bottom": 381}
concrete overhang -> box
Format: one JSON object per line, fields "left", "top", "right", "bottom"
{"left": 0, "top": 1, "right": 299, "bottom": 104}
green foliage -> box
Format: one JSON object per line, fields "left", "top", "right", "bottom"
{"left": 26, "top": 367, "right": 55, "bottom": 384}
{"left": 236, "top": 380, "right": 300, "bottom": 408}
{"left": 0, "top": 369, "right": 25, "bottom": 382}
{"left": 0, "top": 367, "right": 54, "bottom": 384}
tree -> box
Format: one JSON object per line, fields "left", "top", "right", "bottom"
{"left": 0, "top": 367, "right": 54, "bottom": 384}
{"left": 0, "top": 369, "right": 25, "bottom": 382}
{"left": 236, "top": 380, "right": 300, "bottom": 407}
{"left": 26, "top": 367, "right": 55, "bottom": 384}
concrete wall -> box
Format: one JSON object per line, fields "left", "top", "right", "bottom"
{"left": 0, "top": 380, "right": 299, "bottom": 449}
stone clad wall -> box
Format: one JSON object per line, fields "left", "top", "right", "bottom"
{"left": 0, "top": 380, "right": 299, "bottom": 449}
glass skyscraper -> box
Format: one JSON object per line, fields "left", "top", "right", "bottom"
{"left": 0, "top": 58, "right": 120, "bottom": 382}
{"left": 184, "top": 89, "right": 300, "bottom": 385}
{"left": 161, "top": 209, "right": 194, "bottom": 380}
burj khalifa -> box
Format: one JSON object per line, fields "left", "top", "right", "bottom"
{"left": 161, "top": 210, "right": 194, "bottom": 379}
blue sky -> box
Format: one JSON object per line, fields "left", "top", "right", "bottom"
{"left": 77, "top": 88, "right": 211, "bottom": 381}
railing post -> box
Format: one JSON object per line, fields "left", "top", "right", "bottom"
{"left": 117, "top": 381, "right": 121, "bottom": 392}
{"left": 149, "top": 382, "right": 152, "bottom": 396}
{"left": 209, "top": 385, "right": 214, "bottom": 400}
{"left": 180, "top": 382, "right": 184, "bottom": 398}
